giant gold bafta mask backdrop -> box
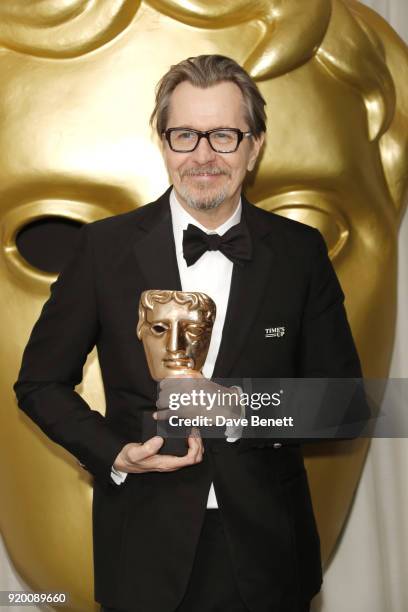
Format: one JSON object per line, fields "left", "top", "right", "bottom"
{"left": 1, "top": 1, "right": 407, "bottom": 610}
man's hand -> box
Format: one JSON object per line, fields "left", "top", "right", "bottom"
{"left": 153, "top": 375, "right": 241, "bottom": 423}
{"left": 112, "top": 429, "right": 204, "bottom": 474}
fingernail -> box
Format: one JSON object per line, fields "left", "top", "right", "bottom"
{"left": 152, "top": 412, "right": 157, "bottom": 419}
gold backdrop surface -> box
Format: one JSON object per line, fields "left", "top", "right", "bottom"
{"left": 0, "top": 1, "right": 407, "bottom": 610}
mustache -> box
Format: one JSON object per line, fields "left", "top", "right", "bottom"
{"left": 180, "top": 166, "right": 231, "bottom": 178}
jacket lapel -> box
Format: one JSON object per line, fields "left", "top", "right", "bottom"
{"left": 132, "top": 188, "right": 182, "bottom": 291}
{"left": 132, "top": 189, "right": 277, "bottom": 379}
{"left": 212, "top": 197, "right": 276, "bottom": 378}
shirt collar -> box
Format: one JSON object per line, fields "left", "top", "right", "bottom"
{"left": 169, "top": 187, "right": 242, "bottom": 254}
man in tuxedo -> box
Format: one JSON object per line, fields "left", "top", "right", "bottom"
{"left": 14, "top": 54, "right": 363, "bottom": 612}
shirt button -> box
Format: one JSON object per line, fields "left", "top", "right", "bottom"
{"left": 273, "top": 443, "right": 282, "bottom": 449}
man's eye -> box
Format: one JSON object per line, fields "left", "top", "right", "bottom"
{"left": 213, "top": 131, "right": 233, "bottom": 142}
{"left": 176, "top": 131, "right": 194, "bottom": 140}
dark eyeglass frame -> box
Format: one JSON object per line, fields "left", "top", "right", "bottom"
{"left": 163, "top": 127, "right": 252, "bottom": 153}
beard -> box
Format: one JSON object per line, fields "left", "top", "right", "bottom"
{"left": 178, "top": 165, "right": 231, "bottom": 210}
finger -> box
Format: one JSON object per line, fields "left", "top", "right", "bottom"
{"left": 134, "top": 454, "right": 192, "bottom": 472}
{"left": 159, "top": 376, "right": 187, "bottom": 389}
{"left": 186, "top": 431, "right": 203, "bottom": 462}
{"left": 159, "top": 378, "right": 174, "bottom": 390}
{"left": 189, "top": 427, "right": 204, "bottom": 455}
{"left": 153, "top": 405, "right": 200, "bottom": 420}
{"left": 194, "top": 436, "right": 204, "bottom": 457}
{"left": 168, "top": 371, "right": 202, "bottom": 379}
{"left": 160, "top": 377, "right": 201, "bottom": 391}
{"left": 190, "top": 438, "right": 203, "bottom": 463}
{"left": 153, "top": 409, "right": 172, "bottom": 421}
{"left": 134, "top": 436, "right": 164, "bottom": 460}
{"left": 155, "top": 394, "right": 170, "bottom": 409}
{"left": 155, "top": 440, "right": 203, "bottom": 470}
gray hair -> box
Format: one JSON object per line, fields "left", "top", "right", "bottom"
{"left": 150, "top": 54, "right": 267, "bottom": 137}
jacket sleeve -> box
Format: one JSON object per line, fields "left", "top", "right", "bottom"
{"left": 13, "top": 223, "right": 129, "bottom": 488}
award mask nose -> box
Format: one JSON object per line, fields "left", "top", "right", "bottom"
{"left": 166, "top": 322, "right": 187, "bottom": 354}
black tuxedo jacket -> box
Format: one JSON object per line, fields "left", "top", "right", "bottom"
{"left": 14, "top": 187, "right": 363, "bottom": 612}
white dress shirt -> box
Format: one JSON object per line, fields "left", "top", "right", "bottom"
{"left": 112, "top": 188, "right": 242, "bottom": 508}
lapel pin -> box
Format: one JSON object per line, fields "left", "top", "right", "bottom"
{"left": 265, "top": 326, "right": 285, "bottom": 338}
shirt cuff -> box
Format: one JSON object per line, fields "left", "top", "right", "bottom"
{"left": 111, "top": 466, "right": 128, "bottom": 485}
{"left": 225, "top": 385, "right": 244, "bottom": 442}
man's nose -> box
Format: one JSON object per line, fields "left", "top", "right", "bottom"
{"left": 166, "top": 323, "right": 186, "bottom": 353}
{"left": 191, "top": 135, "right": 217, "bottom": 164}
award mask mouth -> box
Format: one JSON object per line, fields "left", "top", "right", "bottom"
{"left": 163, "top": 356, "right": 195, "bottom": 370}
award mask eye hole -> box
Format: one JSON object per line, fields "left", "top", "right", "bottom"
{"left": 184, "top": 324, "right": 206, "bottom": 339}
{"left": 150, "top": 323, "right": 168, "bottom": 335}
{"left": 16, "top": 217, "right": 84, "bottom": 274}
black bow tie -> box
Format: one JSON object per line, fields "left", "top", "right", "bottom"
{"left": 182, "top": 222, "right": 252, "bottom": 267}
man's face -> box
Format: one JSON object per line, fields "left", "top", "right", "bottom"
{"left": 161, "top": 81, "right": 264, "bottom": 211}
{"left": 140, "top": 299, "right": 213, "bottom": 381}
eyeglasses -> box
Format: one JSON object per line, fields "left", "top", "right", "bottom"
{"left": 163, "top": 128, "right": 252, "bottom": 153}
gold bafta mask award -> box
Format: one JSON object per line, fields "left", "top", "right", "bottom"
{"left": 137, "top": 289, "right": 216, "bottom": 381}
{"left": 137, "top": 289, "right": 216, "bottom": 455}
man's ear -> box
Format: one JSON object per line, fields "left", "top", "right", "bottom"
{"left": 247, "top": 132, "right": 265, "bottom": 171}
